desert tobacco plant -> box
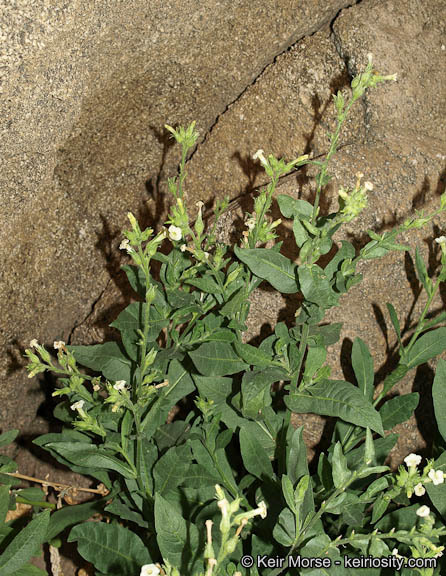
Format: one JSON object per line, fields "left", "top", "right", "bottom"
{"left": 2, "top": 55, "right": 446, "bottom": 575}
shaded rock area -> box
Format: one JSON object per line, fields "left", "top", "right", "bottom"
{"left": 1, "top": 0, "right": 446, "bottom": 572}
{"left": 1, "top": 0, "right": 352, "bottom": 444}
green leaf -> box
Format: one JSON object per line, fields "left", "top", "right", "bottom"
{"left": 69, "top": 342, "right": 132, "bottom": 382}
{"left": 239, "top": 426, "right": 274, "bottom": 479}
{"left": 233, "top": 341, "right": 276, "bottom": 368}
{"left": 386, "top": 303, "right": 402, "bottom": 344}
{"left": 234, "top": 246, "right": 299, "bottom": 293}
{"left": 185, "top": 276, "right": 222, "bottom": 293}
{"left": 14, "top": 565, "right": 47, "bottom": 576}
{"left": 105, "top": 498, "right": 149, "bottom": 528}
{"left": 324, "top": 241, "right": 355, "bottom": 280}
{"left": 241, "top": 368, "right": 283, "bottom": 420}
{"left": 273, "top": 508, "right": 295, "bottom": 546}
{"left": 332, "top": 443, "right": 351, "bottom": 488}
{"left": 163, "top": 359, "right": 196, "bottom": 410}
{"left": 298, "top": 265, "right": 339, "bottom": 308}
{"left": 45, "top": 442, "right": 136, "bottom": 479}
{"left": 189, "top": 342, "right": 248, "bottom": 376}
{"left": 432, "top": 359, "right": 446, "bottom": 442}
{"left": 193, "top": 375, "right": 245, "bottom": 430}
{"left": 0, "top": 430, "right": 19, "bottom": 448}
{"left": 0, "top": 510, "right": 50, "bottom": 575}
{"left": 277, "top": 195, "right": 313, "bottom": 219}
{"left": 426, "top": 451, "right": 446, "bottom": 517}
{"left": 0, "top": 485, "right": 9, "bottom": 523}
{"left": 379, "top": 393, "right": 419, "bottom": 430}
{"left": 414, "top": 247, "right": 430, "bottom": 294}
{"left": 405, "top": 327, "right": 446, "bottom": 369}
{"left": 281, "top": 475, "right": 296, "bottom": 512}
{"left": 351, "top": 338, "right": 374, "bottom": 400}
{"left": 153, "top": 445, "right": 191, "bottom": 495}
{"left": 154, "top": 493, "right": 199, "bottom": 571}
{"left": 303, "top": 347, "right": 327, "bottom": 382}
{"left": 46, "top": 498, "right": 105, "bottom": 541}
{"left": 286, "top": 380, "right": 383, "bottom": 435}
{"left": 110, "top": 302, "right": 168, "bottom": 360}
{"left": 136, "top": 438, "right": 157, "bottom": 496}
{"left": 121, "top": 265, "right": 167, "bottom": 307}
{"left": 68, "top": 522, "right": 151, "bottom": 575}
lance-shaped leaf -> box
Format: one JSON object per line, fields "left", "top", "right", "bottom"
{"left": 286, "top": 380, "right": 383, "bottom": 435}
{"left": 68, "top": 522, "right": 151, "bottom": 575}
{"left": 189, "top": 341, "right": 248, "bottom": 376}
{"left": 234, "top": 246, "right": 299, "bottom": 293}
{"left": 433, "top": 359, "right": 446, "bottom": 443}
{"left": 405, "top": 327, "right": 446, "bottom": 369}
{"left": 69, "top": 342, "right": 132, "bottom": 382}
{"left": 239, "top": 426, "right": 274, "bottom": 479}
{"left": 155, "top": 494, "right": 199, "bottom": 571}
{"left": 351, "top": 337, "right": 374, "bottom": 400}
{"left": 379, "top": 393, "right": 419, "bottom": 430}
{"left": 0, "top": 510, "right": 50, "bottom": 575}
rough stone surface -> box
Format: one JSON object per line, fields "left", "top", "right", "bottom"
{"left": 1, "top": 0, "right": 446, "bottom": 571}
{"left": 1, "top": 0, "right": 352, "bottom": 435}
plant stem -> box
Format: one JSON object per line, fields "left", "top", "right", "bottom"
{"left": 6, "top": 472, "right": 108, "bottom": 495}
{"left": 311, "top": 99, "right": 355, "bottom": 225}
{"left": 403, "top": 277, "right": 442, "bottom": 358}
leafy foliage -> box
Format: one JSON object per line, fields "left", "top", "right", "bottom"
{"left": 11, "top": 56, "right": 446, "bottom": 576}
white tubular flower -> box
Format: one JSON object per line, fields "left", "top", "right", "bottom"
{"left": 435, "top": 236, "right": 446, "bottom": 246}
{"left": 30, "top": 339, "right": 39, "bottom": 348}
{"left": 53, "top": 340, "right": 65, "bottom": 350}
{"left": 414, "top": 483, "right": 426, "bottom": 496}
{"left": 180, "top": 243, "right": 187, "bottom": 252}
{"left": 113, "top": 380, "right": 127, "bottom": 392}
{"left": 416, "top": 505, "right": 431, "bottom": 518}
{"left": 119, "top": 238, "right": 131, "bottom": 252}
{"left": 364, "top": 181, "right": 374, "bottom": 191}
{"left": 140, "top": 564, "right": 160, "bottom": 576}
{"left": 404, "top": 453, "right": 422, "bottom": 469}
{"left": 245, "top": 217, "right": 256, "bottom": 231}
{"left": 428, "top": 469, "right": 444, "bottom": 485}
{"left": 252, "top": 149, "right": 268, "bottom": 166}
{"left": 70, "top": 400, "right": 85, "bottom": 412}
{"left": 257, "top": 501, "right": 267, "bottom": 519}
{"left": 168, "top": 225, "right": 182, "bottom": 242}
{"left": 392, "top": 548, "right": 402, "bottom": 558}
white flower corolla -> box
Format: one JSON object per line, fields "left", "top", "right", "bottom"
{"left": 414, "top": 483, "right": 426, "bottom": 496}
{"left": 30, "top": 339, "right": 39, "bottom": 348}
{"left": 180, "top": 244, "right": 187, "bottom": 252}
{"left": 364, "top": 181, "right": 374, "bottom": 191}
{"left": 53, "top": 341, "right": 65, "bottom": 350}
{"left": 70, "top": 400, "right": 85, "bottom": 412}
{"left": 416, "top": 505, "right": 431, "bottom": 518}
{"left": 168, "top": 225, "right": 182, "bottom": 242}
{"left": 113, "top": 380, "right": 127, "bottom": 392}
{"left": 428, "top": 469, "right": 444, "bottom": 485}
{"left": 119, "top": 238, "right": 130, "bottom": 251}
{"left": 140, "top": 564, "right": 160, "bottom": 576}
{"left": 404, "top": 453, "right": 422, "bottom": 469}
{"left": 435, "top": 236, "right": 446, "bottom": 246}
{"left": 392, "top": 548, "right": 402, "bottom": 558}
{"left": 93, "top": 383, "right": 101, "bottom": 392}
{"left": 245, "top": 217, "right": 256, "bottom": 231}
{"left": 252, "top": 149, "right": 268, "bottom": 166}
{"left": 257, "top": 501, "right": 267, "bottom": 519}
